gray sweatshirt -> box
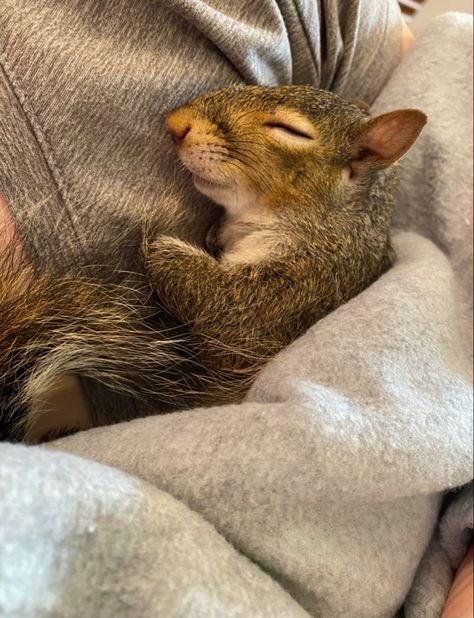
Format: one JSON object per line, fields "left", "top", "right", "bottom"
{"left": 0, "top": 0, "right": 403, "bottom": 274}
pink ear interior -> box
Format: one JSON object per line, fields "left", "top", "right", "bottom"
{"left": 355, "top": 109, "right": 427, "bottom": 167}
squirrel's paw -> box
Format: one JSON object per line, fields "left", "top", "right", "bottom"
{"left": 148, "top": 235, "right": 196, "bottom": 259}
{"left": 205, "top": 219, "right": 224, "bottom": 259}
{"left": 146, "top": 235, "right": 212, "bottom": 281}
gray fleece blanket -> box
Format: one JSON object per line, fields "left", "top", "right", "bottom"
{"left": 0, "top": 13, "right": 472, "bottom": 618}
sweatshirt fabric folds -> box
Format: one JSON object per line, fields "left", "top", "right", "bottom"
{"left": 0, "top": 0, "right": 402, "bottom": 273}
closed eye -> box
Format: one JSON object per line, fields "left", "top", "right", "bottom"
{"left": 263, "top": 122, "right": 314, "bottom": 141}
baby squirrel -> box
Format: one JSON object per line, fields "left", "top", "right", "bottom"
{"left": 0, "top": 85, "right": 426, "bottom": 442}
{"left": 146, "top": 85, "right": 426, "bottom": 378}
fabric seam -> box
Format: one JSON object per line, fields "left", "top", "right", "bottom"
{"left": 0, "top": 49, "right": 85, "bottom": 258}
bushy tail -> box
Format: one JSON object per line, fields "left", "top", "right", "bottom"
{"left": 0, "top": 254, "right": 211, "bottom": 440}
{"left": 0, "top": 216, "right": 264, "bottom": 441}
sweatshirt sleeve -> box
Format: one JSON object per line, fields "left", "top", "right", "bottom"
{"left": 284, "top": 0, "right": 404, "bottom": 103}
{"left": 332, "top": 0, "right": 405, "bottom": 103}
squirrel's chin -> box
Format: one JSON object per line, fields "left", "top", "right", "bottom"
{"left": 192, "top": 175, "right": 236, "bottom": 203}
{"left": 193, "top": 174, "right": 227, "bottom": 189}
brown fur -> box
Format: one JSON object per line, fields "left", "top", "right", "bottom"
{"left": 0, "top": 247, "right": 214, "bottom": 441}
{"left": 146, "top": 85, "right": 426, "bottom": 377}
{"left": 0, "top": 85, "right": 426, "bottom": 442}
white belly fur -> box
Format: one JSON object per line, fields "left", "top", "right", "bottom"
{"left": 218, "top": 212, "right": 283, "bottom": 265}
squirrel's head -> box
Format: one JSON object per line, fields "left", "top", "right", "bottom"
{"left": 166, "top": 85, "right": 426, "bottom": 218}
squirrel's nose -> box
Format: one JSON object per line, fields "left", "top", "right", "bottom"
{"left": 169, "top": 125, "right": 191, "bottom": 146}
{"left": 166, "top": 111, "right": 191, "bottom": 146}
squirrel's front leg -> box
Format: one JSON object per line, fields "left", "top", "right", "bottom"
{"left": 145, "top": 235, "right": 227, "bottom": 325}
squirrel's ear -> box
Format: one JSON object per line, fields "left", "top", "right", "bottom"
{"left": 351, "top": 109, "right": 427, "bottom": 170}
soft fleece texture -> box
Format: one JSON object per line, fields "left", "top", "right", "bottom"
{"left": 0, "top": 13, "right": 472, "bottom": 618}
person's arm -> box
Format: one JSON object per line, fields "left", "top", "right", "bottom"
{"left": 0, "top": 192, "right": 29, "bottom": 278}
{"left": 0, "top": 192, "right": 17, "bottom": 264}
{"left": 402, "top": 19, "right": 415, "bottom": 53}
{"left": 441, "top": 546, "right": 473, "bottom": 618}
